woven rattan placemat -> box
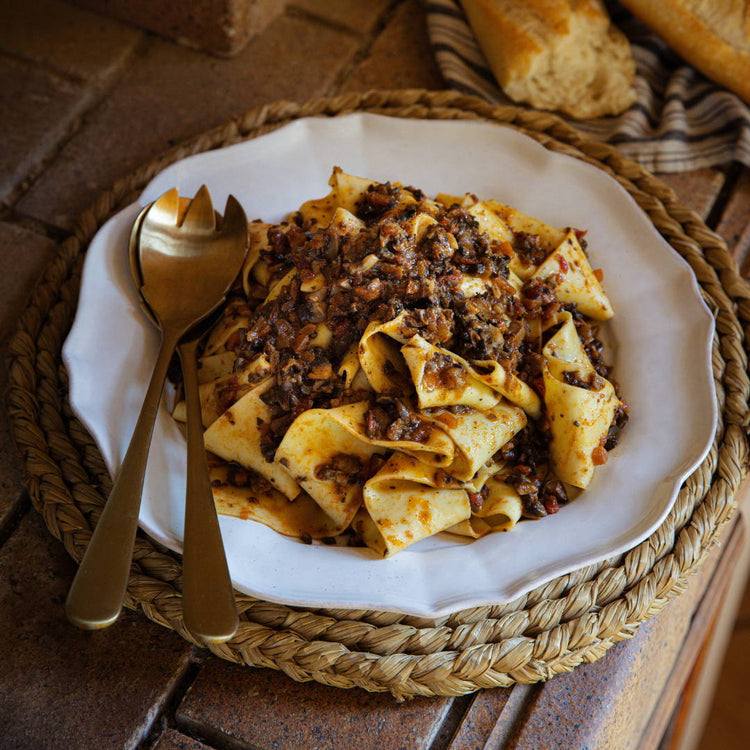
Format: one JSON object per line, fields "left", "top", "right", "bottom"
{"left": 7, "top": 90, "right": 750, "bottom": 698}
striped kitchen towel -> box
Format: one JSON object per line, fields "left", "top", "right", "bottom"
{"left": 426, "top": 0, "right": 750, "bottom": 172}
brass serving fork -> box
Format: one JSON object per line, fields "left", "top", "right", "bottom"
{"left": 66, "top": 187, "right": 247, "bottom": 641}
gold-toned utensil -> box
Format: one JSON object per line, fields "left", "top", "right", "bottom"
{"left": 176, "top": 328, "right": 239, "bottom": 643}
{"left": 66, "top": 186, "right": 247, "bottom": 639}
{"left": 129, "top": 195, "right": 244, "bottom": 643}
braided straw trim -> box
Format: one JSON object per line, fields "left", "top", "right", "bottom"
{"left": 7, "top": 90, "right": 749, "bottom": 698}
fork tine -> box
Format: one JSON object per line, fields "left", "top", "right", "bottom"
{"left": 181, "top": 185, "right": 216, "bottom": 231}
{"left": 148, "top": 188, "right": 180, "bottom": 226}
{"left": 221, "top": 194, "right": 247, "bottom": 236}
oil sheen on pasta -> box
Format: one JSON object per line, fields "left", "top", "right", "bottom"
{"left": 172, "top": 168, "right": 628, "bottom": 557}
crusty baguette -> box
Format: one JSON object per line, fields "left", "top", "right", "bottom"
{"left": 459, "top": 0, "right": 636, "bottom": 119}
{"left": 618, "top": 0, "right": 750, "bottom": 104}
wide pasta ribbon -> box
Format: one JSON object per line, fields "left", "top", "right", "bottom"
{"left": 452, "top": 194, "right": 565, "bottom": 283}
{"left": 401, "top": 334, "right": 499, "bottom": 410}
{"left": 273, "top": 407, "right": 385, "bottom": 531}
{"left": 240, "top": 221, "right": 271, "bottom": 296}
{"left": 530, "top": 230, "right": 614, "bottom": 320}
{"left": 201, "top": 296, "right": 251, "bottom": 357}
{"left": 484, "top": 199, "right": 567, "bottom": 248}
{"left": 467, "top": 359, "right": 543, "bottom": 418}
{"left": 483, "top": 198, "right": 567, "bottom": 280}
{"left": 208, "top": 459, "right": 341, "bottom": 539}
{"left": 275, "top": 401, "right": 455, "bottom": 531}
{"left": 195, "top": 351, "right": 236, "bottom": 385}
{"left": 462, "top": 196, "right": 514, "bottom": 245}
{"left": 297, "top": 168, "right": 430, "bottom": 228}
{"left": 451, "top": 195, "right": 612, "bottom": 321}
{"left": 202, "top": 379, "right": 301, "bottom": 500}
{"left": 323, "top": 401, "right": 455, "bottom": 466}
{"left": 337, "top": 343, "right": 372, "bottom": 391}
{"left": 424, "top": 403, "right": 526, "bottom": 481}
{"left": 357, "top": 313, "right": 417, "bottom": 394}
{"left": 172, "top": 354, "right": 272, "bottom": 427}
{"left": 358, "top": 453, "right": 471, "bottom": 557}
{"left": 461, "top": 197, "right": 529, "bottom": 285}
{"left": 401, "top": 334, "right": 542, "bottom": 418}
{"left": 543, "top": 313, "right": 619, "bottom": 488}
{"left": 297, "top": 169, "right": 377, "bottom": 226}
{"left": 446, "top": 464, "right": 523, "bottom": 538}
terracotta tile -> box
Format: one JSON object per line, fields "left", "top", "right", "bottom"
{"left": 714, "top": 167, "right": 750, "bottom": 274}
{"left": 446, "top": 687, "right": 515, "bottom": 748}
{"left": 176, "top": 659, "right": 454, "bottom": 750}
{"left": 290, "top": 0, "right": 392, "bottom": 33}
{"left": 0, "top": 511, "right": 193, "bottom": 750}
{"left": 738, "top": 238, "right": 750, "bottom": 279}
{"left": 340, "top": 0, "right": 445, "bottom": 93}
{"left": 736, "top": 570, "right": 750, "bottom": 626}
{"left": 0, "top": 56, "right": 90, "bottom": 205}
{"left": 0, "top": 222, "right": 58, "bottom": 531}
{"left": 507, "top": 539, "right": 724, "bottom": 750}
{"left": 0, "top": 222, "right": 58, "bottom": 342}
{"left": 656, "top": 167, "right": 726, "bottom": 222}
{"left": 153, "top": 728, "right": 213, "bottom": 750}
{"left": 698, "top": 627, "right": 750, "bottom": 750}
{"left": 729, "top": 501, "right": 750, "bottom": 627}
{"left": 0, "top": 358, "right": 26, "bottom": 530}
{"left": 734, "top": 509, "right": 750, "bottom": 626}
{"left": 70, "top": 0, "right": 283, "bottom": 58}
{"left": 16, "top": 15, "right": 360, "bottom": 230}
{"left": 0, "top": 0, "right": 142, "bottom": 81}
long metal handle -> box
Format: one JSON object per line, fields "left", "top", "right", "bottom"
{"left": 65, "top": 328, "right": 180, "bottom": 629}
{"left": 179, "top": 337, "right": 238, "bottom": 643}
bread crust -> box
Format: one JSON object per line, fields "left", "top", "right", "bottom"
{"left": 459, "top": 0, "right": 636, "bottom": 119}
{"left": 619, "top": 0, "right": 750, "bottom": 104}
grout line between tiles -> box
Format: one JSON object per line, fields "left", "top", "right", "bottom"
{"left": 285, "top": 3, "right": 373, "bottom": 37}
{"left": 483, "top": 683, "right": 540, "bottom": 749}
{"left": 0, "top": 47, "right": 89, "bottom": 84}
{"left": 1, "top": 34, "right": 152, "bottom": 216}
{"left": 429, "top": 693, "right": 474, "bottom": 750}
{"left": 325, "top": 0, "right": 407, "bottom": 95}
{"left": 0, "top": 492, "right": 31, "bottom": 552}
{"left": 136, "top": 649, "right": 207, "bottom": 749}
{"left": 704, "top": 162, "right": 743, "bottom": 233}
{"left": 174, "top": 711, "right": 257, "bottom": 750}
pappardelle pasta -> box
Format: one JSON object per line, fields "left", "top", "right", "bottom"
{"left": 172, "top": 168, "right": 628, "bottom": 556}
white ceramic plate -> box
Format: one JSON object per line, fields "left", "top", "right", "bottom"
{"left": 63, "top": 114, "right": 717, "bottom": 617}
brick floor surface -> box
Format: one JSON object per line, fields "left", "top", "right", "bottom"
{"left": 0, "top": 0, "right": 142, "bottom": 80}
{"left": 0, "top": 514, "right": 192, "bottom": 750}
{"left": 0, "top": 359, "right": 25, "bottom": 529}
{"left": 0, "top": 1, "right": 748, "bottom": 748}
{"left": 152, "top": 728, "right": 214, "bottom": 750}
{"left": 290, "top": 0, "right": 393, "bottom": 33}
{"left": 340, "top": 0, "right": 443, "bottom": 92}
{"left": 0, "top": 56, "right": 90, "bottom": 205}
{"left": 177, "top": 660, "right": 454, "bottom": 749}
{"left": 15, "top": 13, "right": 361, "bottom": 229}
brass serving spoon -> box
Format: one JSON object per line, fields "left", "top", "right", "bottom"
{"left": 66, "top": 187, "right": 247, "bottom": 641}
{"left": 129, "top": 192, "right": 245, "bottom": 643}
